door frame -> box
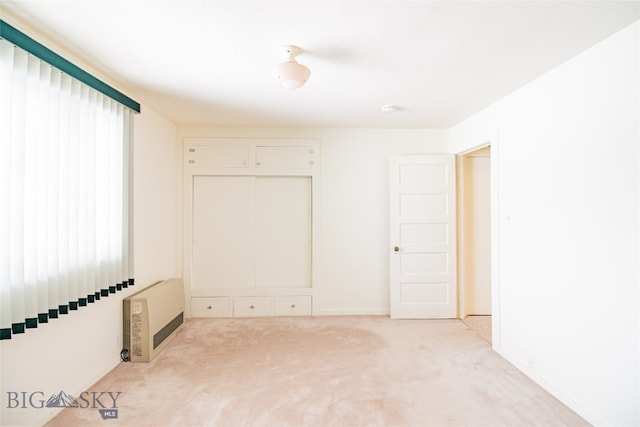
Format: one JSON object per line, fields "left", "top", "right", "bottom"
{"left": 457, "top": 145, "right": 491, "bottom": 319}
{"left": 455, "top": 140, "right": 501, "bottom": 350}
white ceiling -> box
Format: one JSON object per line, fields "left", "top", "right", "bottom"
{"left": 2, "top": 1, "right": 638, "bottom": 129}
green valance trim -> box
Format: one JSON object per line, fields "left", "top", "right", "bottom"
{"left": 0, "top": 19, "right": 141, "bottom": 113}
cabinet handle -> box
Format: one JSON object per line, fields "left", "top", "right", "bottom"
{"left": 207, "top": 305, "right": 212, "bottom": 309}
{"left": 249, "top": 305, "right": 255, "bottom": 309}
{"left": 394, "top": 246, "right": 400, "bottom": 252}
{"left": 291, "top": 304, "right": 296, "bottom": 308}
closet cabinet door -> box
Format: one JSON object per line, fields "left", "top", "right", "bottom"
{"left": 187, "top": 145, "right": 249, "bottom": 168}
{"left": 191, "top": 176, "right": 311, "bottom": 290}
{"left": 192, "top": 176, "right": 256, "bottom": 288}
{"left": 255, "top": 177, "right": 311, "bottom": 288}
{"left": 255, "top": 146, "right": 314, "bottom": 168}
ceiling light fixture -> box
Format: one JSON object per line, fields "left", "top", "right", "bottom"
{"left": 276, "top": 45, "right": 310, "bottom": 89}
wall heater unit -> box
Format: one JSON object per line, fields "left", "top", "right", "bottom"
{"left": 123, "top": 278, "right": 184, "bottom": 362}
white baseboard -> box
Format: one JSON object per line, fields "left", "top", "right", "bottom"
{"left": 316, "top": 308, "right": 390, "bottom": 316}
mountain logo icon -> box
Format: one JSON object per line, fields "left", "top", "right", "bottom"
{"left": 45, "top": 391, "right": 79, "bottom": 408}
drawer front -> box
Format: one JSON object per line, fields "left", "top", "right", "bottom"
{"left": 233, "top": 296, "right": 273, "bottom": 317}
{"left": 191, "top": 297, "right": 231, "bottom": 317}
{"left": 274, "top": 296, "right": 312, "bottom": 316}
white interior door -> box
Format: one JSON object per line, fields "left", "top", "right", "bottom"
{"left": 390, "top": 155, "right": 457, "bottom": 318}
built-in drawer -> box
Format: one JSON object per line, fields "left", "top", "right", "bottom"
{"left": 274, "top": 296, "right": 312, "bottom": 316}
{"left": 233, "top": 296, "right": 273, "bottom": 317}
{"left": 191, "top": 297, "right": 231, "bottom": 317}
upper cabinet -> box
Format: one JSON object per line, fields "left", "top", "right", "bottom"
{"left": 184, "top": 138, "right": 318, "bottom": 173}
{"left": 186, "top": 145, "right": 249, "bottom": 168}
{"left": 256, "top": 146, "right": 315, "bottom": 169}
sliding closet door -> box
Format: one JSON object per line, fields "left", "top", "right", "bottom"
{"left": 191, "top": 175, "right": 311, "bottom": 290}
{"left": 192, "top": 176, "right": 256, "bottom": 288}
{"left": 255, "top": 177, "right": 311, "bottom": 288}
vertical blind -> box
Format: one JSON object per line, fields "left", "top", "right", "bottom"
{"left": 0, "top": 35, "right": 135, "bottom": 340}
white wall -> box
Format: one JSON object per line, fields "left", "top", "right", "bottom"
{"left": 133, "top": 107, "right": 181, "bottom": 287}
{"left": 451, "top": 21, "right": 639, "bottom": 426}
{"left": 177, "top": 127, "right": 448, "bottom": 314}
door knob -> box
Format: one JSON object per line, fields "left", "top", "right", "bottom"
{"left": 394, "top": 246, "right": 400, "bottom": 252}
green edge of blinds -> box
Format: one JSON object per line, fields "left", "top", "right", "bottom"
{"left": 0, "top": 19, "right": 141, "bottom": 113}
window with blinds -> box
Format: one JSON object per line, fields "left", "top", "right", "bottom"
{"left": 0, "top": 21, "right": 138, "bottom": 339}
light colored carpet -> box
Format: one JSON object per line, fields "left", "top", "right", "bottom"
{"left": 463, "top": 315, "right": 492, "bottom": 344}
{"left": 46, "top": 316, "right": 587, "bottom": 426}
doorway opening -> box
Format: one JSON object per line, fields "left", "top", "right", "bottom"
{"left": 458, "top": 146, "right": 492, "bottom": 343}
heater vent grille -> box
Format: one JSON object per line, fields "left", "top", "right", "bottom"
{"left": 153, "top": 312, "right": 184, "bottom": 349}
